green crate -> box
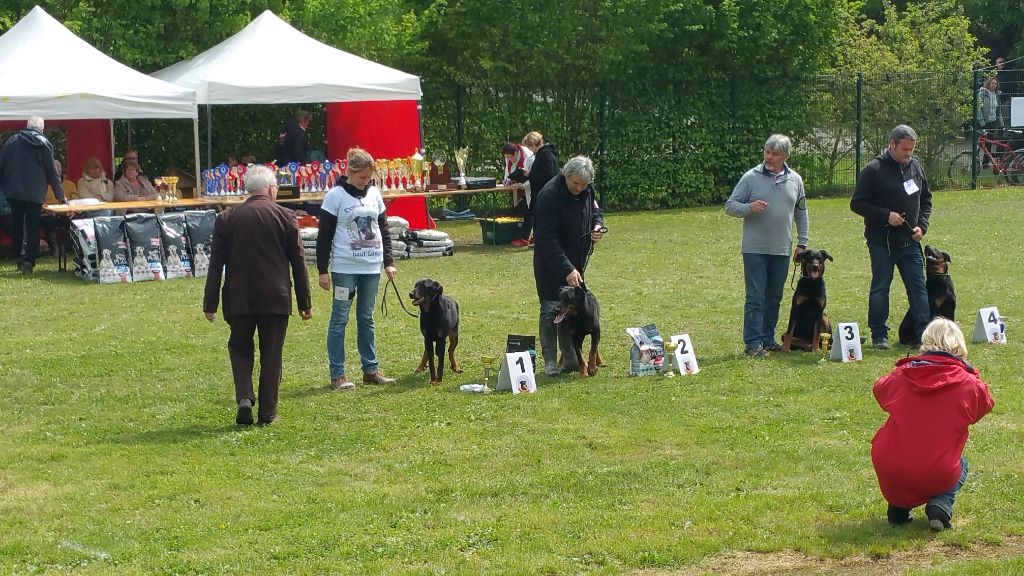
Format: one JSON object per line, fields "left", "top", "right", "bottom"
{"left": 478, "top": 219, "right": 523, "bottom": 245}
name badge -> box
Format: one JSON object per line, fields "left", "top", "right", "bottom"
{"left": 334, "top": 286, "right": 350, "bottom": 300}
{"left": 903, "top": 179, "right": 919, "bottom": 195}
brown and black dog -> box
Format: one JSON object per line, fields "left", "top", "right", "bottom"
{"left": 553, "top": 285, "right": 605, "bottom": 376}
{"left": 782, "top": 249, "right": 833, "bottom": 352}
{"left": 898, "top": 245, "right": 956, "bottom": 345}
{"left": 409, "top": 278, "right": 463, "bottom": 384}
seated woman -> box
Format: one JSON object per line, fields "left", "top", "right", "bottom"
{"left": 113, "top": 160, "right": 157, "bottom": 202}
{"left": 77, "top": 156, "right": 114, "bottom": 203}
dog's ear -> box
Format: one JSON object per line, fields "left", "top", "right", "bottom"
{"left": 436, "top": 283, "right": 443, "bottom": 295}
{"left": 943, "top": 252, "right": 951, "bottom": 263}
{"left": 822, "top": 250, "right": 833, "bottom": 262}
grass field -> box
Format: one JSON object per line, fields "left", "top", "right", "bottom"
{"left": 1, "top": 187, "right": 1022, "bottom": 575}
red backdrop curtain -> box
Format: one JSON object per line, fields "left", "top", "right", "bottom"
{"left": 0, "top": 119, "right": 112, "bottom": 181}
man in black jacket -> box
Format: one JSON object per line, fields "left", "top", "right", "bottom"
{"left": 533, "top": 156, "right": 605, "bottom": 376}
{"left": 275, "top": 110, "right": 311, "bottom": 166}
{"left": 0, "top": 116, "right": 65, "bottom": 274}
{"left": 851, "top": 124, "right": 932, "bottom": 349}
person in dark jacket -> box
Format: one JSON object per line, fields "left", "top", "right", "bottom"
{"left": 518, "top": 131, "right": 560, "bottom": 246}
{"left": 871, "top": 318, "right": 994, "bottom": 531}
{"left": 851, "top": 124, "right": 932, "bottom": 349}
{"left": 203, "top": 165, "right": 313, "bottom": 426}
{"left": 275, "top": 110, "right": 311, "bottom": 166}
{"left": 0, "top": 116, "right": 65, "bottom": 274}
{"left": 533, "top": 156, "right": 605, "bottom": 376}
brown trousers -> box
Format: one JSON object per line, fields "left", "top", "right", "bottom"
{"left": 227, "top": 314, "right": 290, "bottom": 422}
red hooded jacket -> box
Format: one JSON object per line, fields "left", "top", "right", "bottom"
{"left": 871, "top": 351, "right": 994, "bottom": 508}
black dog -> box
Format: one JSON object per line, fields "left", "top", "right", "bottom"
{"left": 898, "top": 245, "right": 956, "bottom": 345}
{"left": 782, "top": 249, "right": 833, "bottom": 352}
{"left": 553, "top": 285, "right": 604, "bottom": 376}
{"left": 409, "top": 278, "right": 462, "bottom": 384}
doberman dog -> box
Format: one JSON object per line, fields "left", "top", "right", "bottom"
{"left": 409, "top": 278, "right": 462, "bottom": 384}
{"left": 553, "top": 285, "right": 604, "bottom": 376}
{"left": 782, "top": 249, "right": 833, "bottom": 352}
{"left": 898, "top": 245, "right": 956, "bottom": 345}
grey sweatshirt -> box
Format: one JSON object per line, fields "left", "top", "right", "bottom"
{"left": 724, "top": 163, "right": 809, "bottom": 256}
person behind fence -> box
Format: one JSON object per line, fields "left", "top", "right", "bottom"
{"left": 850, "top": 124, "right": 932, "bottom": 350}
{"left": 316, "top": 147, "right": 397, "bottom": 391}
{"left": 977, "top": 77, "right": 1002, "bottom": 171}
{"left": 202, "top": 165, "right": 313, "bottom": 426}
{"left": 520, "top": 131, "right": 560, "bottom": 246}
{"left": 0, "top": 116, "right": 65, "bottom": 275}
{"left": 871, "top": 318, "right": 994, "bottom": 531}
{"left": 532, "top": 155, "right": 605, "bottom": 376}
{"left": 724, "top": 134, "right": 809, "bottom": 359}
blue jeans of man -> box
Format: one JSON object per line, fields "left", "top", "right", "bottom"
{"left": 328, "top": 272, "right": 381, "bottom": 379}
{"left": 742, "top": 252, "right": 790, "bottom": 349}
{"left": 889, "top": 457, "right": 968, "bottom": 521}
{"left": 867, "top": 242, "right": 929, "bottom": 341}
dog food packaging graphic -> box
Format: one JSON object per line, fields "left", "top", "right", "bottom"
{"left": 70, "top": 218, "right": 98, "bottom": 281}
{"left": 972, "top": 307, "right": 1007, "bottom": 344}
{"left": 185, "top": 210, "right": 216, "bottom": 277}
{"left": 158, "top": 213, "right": 193, "bottom": 279}
{"left": 124, "top": 214, "right": 165, "bottom": 282}
{"left": 626, "top": 324, "right": 665, "bottom": 376}
{"left": 93, "top": 216, "right": 132, "bottom": 284}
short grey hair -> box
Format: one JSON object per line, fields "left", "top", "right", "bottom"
{"left": 890, "top": 124, "right": 918, "bottom": 143}
{"left": 245, "top": 165, "right": 277, "bottom": 194}
{"left": 561, "top": 156, "right": 595, "bottom": 182}
{"left": 27, "top": 116, "right": 44, "bottom": 131}
{"left": 764, "top": 134, "right": 791, "bottom": 158}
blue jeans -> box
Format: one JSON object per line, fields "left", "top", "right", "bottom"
{"left": 742, "top": 252, "right": 790, "bottom": 349}
{"left": 929, "top": 457, "right": 969, "bottom": 519}
{"left": 867, "top": 242, "right": 929, "bottom": 341}
{"left": 327, "top": 272, "right": 381, "bottom": 379}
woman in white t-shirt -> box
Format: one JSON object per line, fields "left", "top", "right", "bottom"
{"left": 315, "top": 148, "right": 397, "bottom": 390}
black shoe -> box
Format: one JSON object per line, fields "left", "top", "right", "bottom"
{"left": 20, "top": 261, "right": 33, "bottom": 275}
{"left": 235, "top": 399, "right": 254, "bottom": 426}
{"left": 926, "top": 504, "right": 951, "bottom": 531}
{"left": 764, "top": 342, "right": 783, "bottom": 353}
{"left": 744, "top": 345, "right": 769, "bottom": 358}
{"left": 887, "top": 504, "right": 913, "bottom": 526}
{"left": 257, "top": 415, "right": 280, "bottom": 426}
{"left": 873, "top": 337, "right": 890, "bottom": 350}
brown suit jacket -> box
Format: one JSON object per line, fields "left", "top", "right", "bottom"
{"left": 203, "top": 195, "right": 312, "bottom": 318}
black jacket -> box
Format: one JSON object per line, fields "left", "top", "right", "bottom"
{"left": 532, "top": 174, "right": 604, "bottom": 301}
{"left": 275, "top": 118, "right": 308, "bottom": 166}
{"left": 0, "top": 129, "right": 64, "bottom": 204}
{"left": 851, "top": 149, "right": 931, "bottom": 249}
{"left": 527, "top": 143, "right": 559, "bottom": 194}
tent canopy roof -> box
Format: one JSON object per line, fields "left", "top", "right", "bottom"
{"left": 0, "top": 6, "right": 197, "bottom": 120}
{"left": 152, "top": 11, "right": 421, "bottom": 105}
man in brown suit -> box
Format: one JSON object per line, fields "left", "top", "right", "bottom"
{"left": 203, "top": 165, "right": 313, "bottom": 426}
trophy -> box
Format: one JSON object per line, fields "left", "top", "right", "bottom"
{"left": 453, "top": 147, "right": 469, "bottom": 188}
{"left": 410, "top": 150, "right": 424, "bottom": 190}
{"left": 663, "top": 341, "right": 677, "bottom": 377}
{"left": 481, "top": 355, "right": 495, "bottom": 392}
{"left": 818, "top": 332, "right": 832, "bottom": 364}
{"left": 153, "top": 178, "right": 165, "bottom": 201}
{"left": 375, "top": 159, "right": 390, "bottom": 190}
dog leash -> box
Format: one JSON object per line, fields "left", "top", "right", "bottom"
{"left": 577, "top": 226, "right": 608, "bottom": 276}
{"left": 380, "top": 276, "right": 419, "bottom": 318}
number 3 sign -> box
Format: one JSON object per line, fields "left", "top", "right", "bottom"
{"left": 829, "top": 322, "right": 863, "bottom": 362}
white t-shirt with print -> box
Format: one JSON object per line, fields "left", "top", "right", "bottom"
{"left": 321, "top": 184, "right": 387, "bottom": 274}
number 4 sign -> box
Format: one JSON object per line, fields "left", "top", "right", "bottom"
{"left": 972, "top": 307, "right": 1006, "bottom": 344}
{"left": 829, "top": 322, "right": 863, "bottom": 362}
{"left": 497, "top": 351, "right": 537, "bottom": 394}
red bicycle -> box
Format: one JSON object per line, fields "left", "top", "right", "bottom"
{"left": 948, "top": 129, "right": 1024, "bottom": 184}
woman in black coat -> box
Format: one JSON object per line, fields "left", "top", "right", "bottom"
{"left": 516, "top": 131, "right": 560, "bottom": 246}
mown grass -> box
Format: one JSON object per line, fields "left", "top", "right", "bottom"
{"left": 1, "top": 186, "right": 1022, "bottom": 575}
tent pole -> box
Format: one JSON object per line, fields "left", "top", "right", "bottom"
{"left": 206, "top": 103, "right": 212, "bottom": 168}
{"left": 193, "top": 116, "right": 201, "bottom": 198}
{"left": 109, "top": 120, "right": 115, "bottom": 175}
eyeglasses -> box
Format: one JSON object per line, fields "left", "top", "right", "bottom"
{"left": 125, "top": 156, "right": 138, "bottom": 161}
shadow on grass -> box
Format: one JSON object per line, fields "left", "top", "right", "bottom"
{"left": 111, "top": 423, "right": 240, "bottom": 444}
{"left": 817, "top": 516, "right": 940, "bottom": 550}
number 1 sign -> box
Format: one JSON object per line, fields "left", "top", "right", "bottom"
{"left": 498, "top": 351, "right": 537, "bottom": 394}
{"left": 829, "top": 322, "right": 863, "bottom": 362}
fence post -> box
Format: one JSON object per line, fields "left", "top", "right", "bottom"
{"left": 855, "top": 72, "right": 863, "bottom": 178}
{"left": 597, "top": 81, "right": 608, "bottom": 209}
{"left": 971, "top": 68, "right": 980, "bottom": 189}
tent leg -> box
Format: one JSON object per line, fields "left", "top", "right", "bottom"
{"left": 193, "top": 117, "right": 201, "bottom": 198}
{"left": 206, "top": 103, "right": 212, "bottom": 169}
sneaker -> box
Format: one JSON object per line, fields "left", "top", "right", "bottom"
{"left": 20, "top": 261, "right": 33, "bottom": 275}
{"left": 873, "top": 337, "right": 890, "bottom": 350}
{"left": 330, "top": 375, "right": 355, "bottom": 391}
{"left": 744, "top": 346, "right": 770, "bottom": 358}
{"left": 764, "top": 342, "right": 783, "bottom": 353}
{"left": 256, "top": 415, "right": 280, "bottom": 427}
{"left": 510, "top": 238, "right": 530, "bottom": 247}
{"left": 887, "top": 504, "right": 913, "bottom": 526}
{"left": 235, "top": 399, "right": 254, "bottom": 426}
{"left": 362, "top": 371, "right": 396, "bottom": 385}
{"left": 926, "top": 505, "right": 951, "bottom": 531}
{"left": 543, "top": 360, "right": 560, "bottom": 377}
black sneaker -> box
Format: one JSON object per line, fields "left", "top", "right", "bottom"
{"left": 887, "top": 504, "right": 913, "bottom": 526}
{"left": 744, "top": 346, "right": 769, "bottom": 358}
{"left": 236, "top": 399, "right": 254, "bottom": 426}
{"left": 764, "top": 343, "right": 783, "bottom": 353}
{"left": 873, "top": 337, "right": 890, "bottom": 350}
{"left": 20, "top": 261, "right": 33, "bottom": 275}
{"left": 926, "top": 504, "right": 951, "bottom": 531}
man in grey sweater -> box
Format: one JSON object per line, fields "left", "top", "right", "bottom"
{"left": 725, "top": 134, "right": 809, "bottom": 358}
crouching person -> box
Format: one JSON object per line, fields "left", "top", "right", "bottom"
{"left": 871, "top": 318, "right": 994, "bottom": 530}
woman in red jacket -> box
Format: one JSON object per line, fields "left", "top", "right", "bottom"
{"left": 871, "top": 318, "right": 995, "bottom": 531}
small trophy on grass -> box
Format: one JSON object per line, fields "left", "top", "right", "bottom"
{"left": 663, "top": 341, "right": 677, "bottom": 377}
{"left": 818, "top": 332, "right": 832, "bottom": 364}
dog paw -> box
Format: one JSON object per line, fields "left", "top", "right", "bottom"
{"left": 414, "top": 365, "right": 426, "bottom": 373}
{"left": 588, "top": 367, "right": 598, "bottom": 376}
{"left": 429, "top": 379, "right": 442, "bottom": 386}
{"left": 451, "top": 365, "right": 464, "bottom": 374}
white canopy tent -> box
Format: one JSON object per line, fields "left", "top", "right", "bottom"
{"left": 152, "top": 10, "right": 421, "bottom": 105}
{"left": 0, "top": 6, "right": 199, "bottom": 181}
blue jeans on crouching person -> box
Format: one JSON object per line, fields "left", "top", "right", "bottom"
{"left": 328, "top": 272, "right": 381, "bottom": 379}
{"left": 742, "top": 252, "right": 790, "bottom": 350}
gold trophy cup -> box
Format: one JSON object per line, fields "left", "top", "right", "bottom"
{"left": 818, "top": 332, "right": 832, "bottom": 364}
{"left": 453, "top": 147, "right": 469, "bottom": 188}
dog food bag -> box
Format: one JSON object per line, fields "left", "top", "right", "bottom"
{"left": 93, "top": 216, "right": 132, "bottom": 284}
{"left": 70, "top": 218, "right": 98, "bottom": 281}
{"left": 625, "top": 324, "right": 665, "bottom": 376}
{"left": 124, "top": 213, "right": 164, "bottom": 282}
{"left": 185, "top": 210, "right": 216, "bottom": 277}
{"left": 158, "top": 213, "right": 194, "bottom": 279}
